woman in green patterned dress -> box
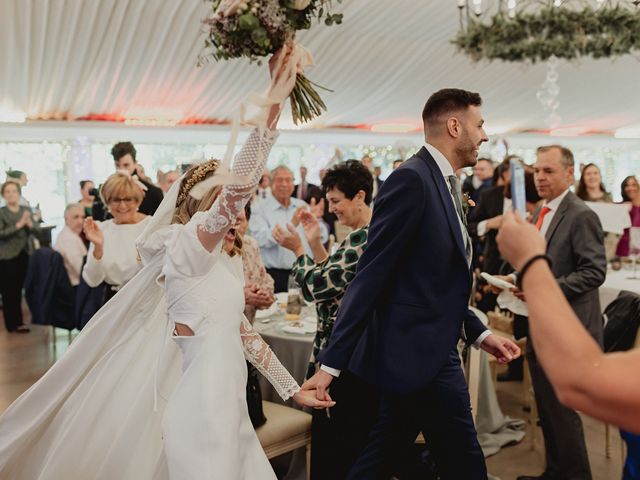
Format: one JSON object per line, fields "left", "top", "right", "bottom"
{"left": 273, "top": 160, "right": 377, "bottom": 479}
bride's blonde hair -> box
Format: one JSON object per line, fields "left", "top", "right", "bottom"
{"left": 172, "top": 161, "right": 243, "bottom": 256}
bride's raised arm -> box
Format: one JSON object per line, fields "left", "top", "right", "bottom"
{"left": 196, "top": 47, "right": 297, "bottom": 252}
{"left": 196, "top": 126, "right": 279, "bottom": 252}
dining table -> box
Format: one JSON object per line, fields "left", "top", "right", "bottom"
{"left": 599, "top": 267, "right": 640, "bottom": 311}
{"left": 253, "top": 302, "right": 316, "bottom": 407}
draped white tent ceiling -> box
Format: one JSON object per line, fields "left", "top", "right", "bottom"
{"left": 1, "top": 0, "right": 640, "bottom": 135}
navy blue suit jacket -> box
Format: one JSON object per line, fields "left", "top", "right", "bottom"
{"left": 317, "top": 147, "right": 487, "bottom": 394}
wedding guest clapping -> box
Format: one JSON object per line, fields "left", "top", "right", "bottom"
{"left": 0, "top": 181, "right": 40, "bottom": 333}
{"left": 273, "top": 160, "right": 382, "bottom": 479}
{"left": 54, "top": 203, "right": 87, "bottom": 288}
{"left": 238, "top": 202, "right": 275, "bottom": 324}
{"left": 82, "top": 172, "right": 150, "bottom": 303}
{"left": 250, "top": 165, "right": 327, "bottom": 292}
{"left": 4, "top": 170, "right": 30, "bottom": 206}
{"left": 497, "top": 210, "right": 640, "bottom": 433}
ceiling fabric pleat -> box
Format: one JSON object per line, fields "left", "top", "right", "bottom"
{"left": 0, "top": 0, "right": 639, "bottom": 131}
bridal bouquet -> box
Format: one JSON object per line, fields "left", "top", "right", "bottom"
{"left": 201, "top": 0, "right": 343, "bottom": 124}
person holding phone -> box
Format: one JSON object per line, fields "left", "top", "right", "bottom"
{"left": 496, "top": 210, "right": 640, "bottom": 434}
{"left": 496, "top": 145, "right": 606, "bottom": 480}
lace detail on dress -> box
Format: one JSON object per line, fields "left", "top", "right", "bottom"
{"left": 240, "top": 316, "right": 300, "bottom": 400}
{"left": 198, "top": 128, "right": 277, "bottom": 235}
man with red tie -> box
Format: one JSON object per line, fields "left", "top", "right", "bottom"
{"left": 502, "top": 145, "right": 606, "bottom": 480}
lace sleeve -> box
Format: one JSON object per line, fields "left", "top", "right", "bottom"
{"left": 240, "top": 316, "right": 301, "bottom": 400}
{"left": 198, "top": 128, "right": 278, "bottom": 238}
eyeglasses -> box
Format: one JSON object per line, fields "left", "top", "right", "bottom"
{"left": 109, "top": 197, "right": 136, "bottom": 205}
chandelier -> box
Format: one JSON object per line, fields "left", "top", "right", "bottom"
{"left": 453, "top": 0, "right": 640, "bottom": 63}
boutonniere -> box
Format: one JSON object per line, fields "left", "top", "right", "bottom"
{"left": 462, "top": 193, "right": 476, "bottom": 218}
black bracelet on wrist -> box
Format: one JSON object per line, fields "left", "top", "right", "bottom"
{"left": 516, "top": 254, "right": 552, "bottom": 291}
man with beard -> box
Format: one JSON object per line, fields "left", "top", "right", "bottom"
{"left": 304, "top": 88, "right": 520, "bottom": 479}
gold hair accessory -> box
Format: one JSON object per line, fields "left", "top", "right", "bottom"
{"left": 177, "top": 158, "right": 220, "bottom": 204}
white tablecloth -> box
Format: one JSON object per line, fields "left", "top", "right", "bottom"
{"left": 600, "top": 268, "right": 640, "bottom": 310}
{"left": 254, "top": 306, "right": 316, "bottom": 407}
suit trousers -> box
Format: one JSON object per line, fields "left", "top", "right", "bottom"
{"left": 346, "top": 349, "right": 487, "bottom": 480}
{"left": 311, "top": 370, "right": 380, "bottom": 480}
{"left": 0, "top": 251, "right": 28, "bottom": 332}
{"left": 527, "top": 346, "right": 592, "bottom": 479}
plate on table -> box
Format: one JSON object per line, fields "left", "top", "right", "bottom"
{"left": 281, "top": 319, "right": 317, "bottom": 335}
{"left": 480, "top": 272, "right": 516, "bottom": 290}
{"left": 255, "top": 303, "right": 278, "bottom": 320}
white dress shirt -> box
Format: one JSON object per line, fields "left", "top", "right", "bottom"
{"left": 539, "top": 188, "right": 570, "bottom": 237}
{"left": 321, "top": 145, "right": 491, "bottom": 378}
{"left": 54, "top": 226, "right": 87, "bottom": 286}
{"left": 424, "top": 144, "right": 472, "bottom": 263}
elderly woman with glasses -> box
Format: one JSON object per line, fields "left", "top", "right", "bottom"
{"left": 82, "top": 171, "right": 150, "bottom": 303}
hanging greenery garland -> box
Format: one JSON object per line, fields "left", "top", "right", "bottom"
{"left": 453, "top": 4, "right": 640, "bottom": 63}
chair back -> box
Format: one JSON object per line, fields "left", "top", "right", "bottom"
{"left": 603, "top": 291, "right": 640, "bottom": 353}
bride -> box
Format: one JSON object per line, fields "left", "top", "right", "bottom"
{"left": 0, "top": 47, "right": 333, "bottom": 480}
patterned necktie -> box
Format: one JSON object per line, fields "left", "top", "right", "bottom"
{"left": 535, "top": 206, "right": 552, "bottom": 231}
{"left": 446, "top": 175, "right": 472, "bottom": 264}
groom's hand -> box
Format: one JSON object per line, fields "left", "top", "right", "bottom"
{"left": 480, "top": 334, "right": 521, "bottom": 364}
{"left": 301, "top": 369, "right": 334, "bottom": 401}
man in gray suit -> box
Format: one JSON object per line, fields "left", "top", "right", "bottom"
{"left": 512, "top": 145, "right": 606, "bottom": 480}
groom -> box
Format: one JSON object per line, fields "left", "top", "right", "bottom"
{"left": 304, "top": 89, "right": 520, "bottom": 479}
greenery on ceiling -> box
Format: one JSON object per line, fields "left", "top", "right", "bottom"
{"left": 452, "top": 4, "right": 640, "bottom": 63}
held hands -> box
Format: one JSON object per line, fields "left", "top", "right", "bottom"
{"left": 301, "top": 369, "right": 334, "bottom": 402}
{"left": 480, "top": 334, "right": 521, "bottom": 364}
{"left": 496, "top": 211, "right": 546, "bottom": 272}
{"left": 292, "top": 389, "right": 336, "bottom": 409}
{"left": 244, "top": 283, "right": 275, "bottom": 309}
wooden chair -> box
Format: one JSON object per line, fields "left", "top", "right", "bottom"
{"left": 256, "top": 401, "right": 312, "bottom": 478}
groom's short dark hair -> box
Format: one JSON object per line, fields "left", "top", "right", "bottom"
{"left": 422, "top": 89, "right": 482, "bottom": 127}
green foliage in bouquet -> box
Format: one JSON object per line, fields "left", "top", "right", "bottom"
{"left": 453, "top": 5, "right": 640, "bottom": 63}
{"left": 200, "top": 0, "right": 343, "bottom": 124}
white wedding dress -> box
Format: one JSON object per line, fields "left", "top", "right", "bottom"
{"left": 0, "top": 127, "right": 300, "bottom": 480}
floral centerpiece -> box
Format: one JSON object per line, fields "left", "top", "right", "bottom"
{"left": 201, "top": 0, "right": 343, "bottom": 124}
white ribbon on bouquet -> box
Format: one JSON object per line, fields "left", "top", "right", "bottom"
{"left": 189, "top": 43, "right": 313, "bottom": 200}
